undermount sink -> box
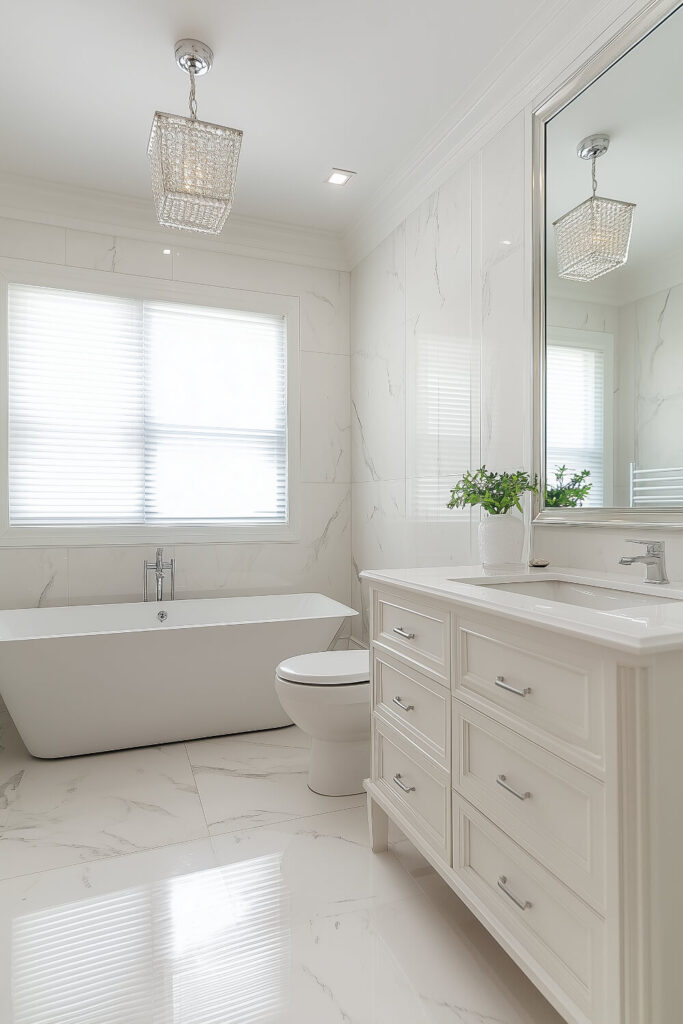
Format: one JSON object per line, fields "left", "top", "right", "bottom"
{"left": 451, "top": 578, "right": 678, "bottom": 611}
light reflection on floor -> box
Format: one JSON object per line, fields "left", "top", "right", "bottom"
{"left": 12, "top": 856, "right": 288, "bottom": 1024}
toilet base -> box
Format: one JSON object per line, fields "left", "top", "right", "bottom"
{"left": 308, "top": 737, "right": 370, "bottom": 797}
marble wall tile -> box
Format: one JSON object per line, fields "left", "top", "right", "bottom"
{"left": 174, "top": 483, "right": 351, "bottom": 607}
{"left": 66, "top": 546, "right": 174, "bottom": 606}
{"left": 547, "top": 296, "right": 619, "bottom": 335}
{"left": 350, "top": 227, "right": 406, "bottom": 485}
{"left": 65, "top": 229, "right": 117, "bottom": 272}
{"left": 532, "top": 524, "right": 683, "bottom": 581}
{"left": 0, "top": 217, "right": 65, "bottom": 264}
{"left": 172, "top": 249, "right": 349, "bottom": 354}
{"left": 300, "top": 268, "right": 350, "bottom": 356}
{"left": 404, "top": 164, "right": 471, "bottom": 332}
{"left": 351, "top": 480, "right": 406, "bottom": 642}
{"left": 300, "top": 352, "right": 351, "bottom": 483}
{"left": 110, "top": 237, "right": 173, "bottom": 279}
{"left": 479, "top": 113, "right": 528, "bottom": 471}
{"left": 0, "top": 548, "right": 68, "bottom": 610}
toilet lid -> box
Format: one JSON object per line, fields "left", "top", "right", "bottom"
{"left": 276, "top": 650, "right": 370, "bottom": 685}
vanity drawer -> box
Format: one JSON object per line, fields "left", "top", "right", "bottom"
{"left": 452, "top": 794, "right": 603, "bottom": 1020}
{"left": 372, "top": 588, "right": 450, "bottom": 682}
{"left": 455, "top": 615, "right": 606, "bottom": 771}
{"left": 453, "top": 703, "right": 606, "bottom": 909}
{"left": 373, "top": 650, "right": 449, "bottom": 767}
{"left": 373, "top": 723, "right": 450, "bottom": 860}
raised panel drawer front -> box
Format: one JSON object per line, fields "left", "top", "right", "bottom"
{"left": 373, "top": 650, "right": 449, "bottom": 767}
{"left": 455, "top": 615, "right": 606, "bottom": 771}
{"left": 372, "top": 588, "right": 450, "bottom": 681}
{"left": 374, "top": 724, "right": 450, "bottom": 860}
{"left": 452, "top": 795, "right": 604, "bottom": 1022}
{"left": 453, "top": 704, "right": 606, "bottom": 910}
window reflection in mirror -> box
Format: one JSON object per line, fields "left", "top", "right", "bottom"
{"left": 544, "top": 4, "right": 683, "bottom": 509}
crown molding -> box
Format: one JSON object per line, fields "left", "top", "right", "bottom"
{"left": 342, "top": 0, "right": 662, "bottom": 268}
{"left": 0, "top": 171, "right": 350, "bottom": 272}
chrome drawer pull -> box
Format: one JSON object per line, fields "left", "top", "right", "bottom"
{"left": 392, "top": 696, "right": 415, "bottom": 712}
{"left": 393, "top": 626, "right": 416, "bottom": 640}
{"left": 497, "top": 774, "right": 531, "bottom": 801}
{"left": 495, "top": 675, "right": 531, "bottom": 697}
{"left": 392, "top": 772, "right": 415, "bottom": 793}
{"left": 498, "top": 875, "right": 532, "bottom": 911}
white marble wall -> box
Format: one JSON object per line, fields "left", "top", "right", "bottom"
{"left": 350, "top": 114, "right": 528, "bottom": 640}
{"left": 0, "top": 216, "right": 351, "bottom": 611}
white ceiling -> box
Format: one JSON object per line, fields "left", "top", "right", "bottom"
{"left": 546, "top": 3, "right": 683, "bottom": 305}
{"left": 1, "top": 0, "right": 548, "bottom": 234}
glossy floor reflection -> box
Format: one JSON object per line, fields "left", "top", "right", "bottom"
{"left": 0, "top": 703, "right": 563, "bottom": 1022}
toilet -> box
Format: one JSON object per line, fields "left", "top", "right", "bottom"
{"left": 275, "top": 650, "right": 371, "bottom": 797}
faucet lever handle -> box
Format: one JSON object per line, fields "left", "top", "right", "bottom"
{"left": 626, "top": 539, "right": 663, "bottom": 552}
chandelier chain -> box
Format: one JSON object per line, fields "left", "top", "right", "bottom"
{"left": 591, "top": 156, "right": 598, "bottom": 197}
{"left": 188, "top": 67, "right": 197, "bottom": 120}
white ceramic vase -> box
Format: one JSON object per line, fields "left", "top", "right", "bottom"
{"left": 478, "top": 512, "right": 524, "bottom": 568}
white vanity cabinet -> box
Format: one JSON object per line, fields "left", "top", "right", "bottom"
{"left": 363, "top": 575, "right": 683, "bottom": 1024}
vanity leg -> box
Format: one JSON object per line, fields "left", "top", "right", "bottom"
{"left": 367, "top": 793, "right": 389, "bottom": 852}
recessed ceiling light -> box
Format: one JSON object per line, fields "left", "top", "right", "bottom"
{"left": 326, "top": 168, "right": 355, "bottom": 186}
{"left": 162, "top": 248, "right": 171, "bottom": 255}
{"left": 501, "top": 239, "right": 512, "bottom": 246}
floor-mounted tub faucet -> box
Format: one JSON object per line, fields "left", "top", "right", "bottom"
{"left": 143, "top": 547, "right": 176, "bottom": 601}
{"left": 618, "top": 539, "right": 669, "bottom": 584}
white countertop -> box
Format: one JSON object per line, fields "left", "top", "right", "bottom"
{"left": 359, "top": 564, "right": 683, "bottom": 654}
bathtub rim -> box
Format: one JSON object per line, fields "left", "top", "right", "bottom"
{"left": 0, "top": 592, "right": 358, "bottom": 643}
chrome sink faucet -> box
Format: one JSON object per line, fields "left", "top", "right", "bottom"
{"left": 618, "top": 540, "right": 669, "bottom": 584}
{"left": 143, "top": 547, "right": 176, "bottom": 601}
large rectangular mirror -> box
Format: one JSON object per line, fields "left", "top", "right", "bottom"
{"left": 534, "top": 1, "right": 683, "bottom": 526}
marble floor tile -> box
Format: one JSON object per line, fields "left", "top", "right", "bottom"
{"left": 0, "top": 805, "right": 561, "bottom": 1024}
{"left": 210, "top": 806, "right": 415, "bottom": 924}
{"left": 186, "top": 733, "right": 364, "bottom": 835}
{"left": 0, "top": 742, "right": 209, "bottom": 879}
{"left": 237, "top": 724, "right": 311, "bottom": 749}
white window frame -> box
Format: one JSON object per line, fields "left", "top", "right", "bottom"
{"left": 545, "top": 325, "right": 614, "bottom": 508}
{"left": 0, "top": 259, "right": 300, "bottom": 546}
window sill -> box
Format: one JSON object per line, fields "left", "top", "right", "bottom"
{"left": 0, "top": 522, "right": 300, "bottom": 548}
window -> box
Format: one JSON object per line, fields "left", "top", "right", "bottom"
{"left": 546, "top": 328, "right": 613, "bottom": 506}
{"left": 7, "top": 283, "right": 290, "bottom": 534}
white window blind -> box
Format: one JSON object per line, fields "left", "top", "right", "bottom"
{"left": 546, "top": 341, "right": 605, "bottom": 506}
{"left": 8, "top": 284, "right": 288, "bottom": 527}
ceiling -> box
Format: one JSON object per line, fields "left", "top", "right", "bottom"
{"left": 546, "top": 3, "right": 683, "bottom": 305}
{"left": 1, "top": 0, "right": 548, "bottom": 234}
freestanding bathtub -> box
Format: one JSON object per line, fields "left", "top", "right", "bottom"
{"left": 0, "top": 592, "right": 357, "bottom": 758}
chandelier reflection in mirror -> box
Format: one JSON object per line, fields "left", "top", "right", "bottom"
{"left": 553, "top": 134, "right": 635, "bottom": 282}
{"left": 148, "top": 39, "right": 243, "bottom": 235}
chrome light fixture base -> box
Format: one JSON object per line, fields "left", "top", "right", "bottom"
{"left": 175, "top": 39, "right": 214, "bottom": 77}
{"left": 148, "top": 39, "right": 242, "bottom": 236}
{"left": 576, "top": 134, "right": 610, "bottom": 161}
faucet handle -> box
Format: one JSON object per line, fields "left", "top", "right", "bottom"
{"left": 626, "top": 539, "right": 664, "bottom": 554}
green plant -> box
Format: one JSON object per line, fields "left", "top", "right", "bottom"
{"left": 544, "top": 465, "right": 592, "bottom": 508}
{"left": 447, "top": 466, "right": 538, "bottom": 516}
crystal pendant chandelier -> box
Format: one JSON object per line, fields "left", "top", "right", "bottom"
{"left": 148, "top": 39, "right": 243, "bottom": 235}
{"left": 553, "top": 134, "right": 635, "bottom": 282}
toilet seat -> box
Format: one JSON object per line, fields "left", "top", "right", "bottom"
{"left": 276, "top": 650, "right": 369, "bottom": 686}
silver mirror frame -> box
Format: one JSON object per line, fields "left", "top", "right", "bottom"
{"left": 532, "top": 0, "right": 683, "bottom": 529}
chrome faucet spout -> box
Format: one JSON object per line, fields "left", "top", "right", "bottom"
{"left": 143, "top": 548, "right": 175, "bottom": 602}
